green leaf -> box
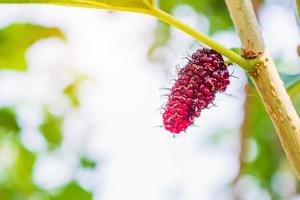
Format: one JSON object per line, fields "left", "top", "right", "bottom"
{"left": 13, "top": 144, "right": 36, "bottom": 194}
{"left": 0, "top": 140, "right": 38, "bottom": 198}
{"left": 147, "top": 21, "right": 170, "bottom": 60}
{"left": 279, "top": 73, "right": 300, "bottom": 115}
{"left": 0, "top": 0, "right": 156, "bottom": 14}
{"left": 39, "top": 111, "right": 63, "bottom": 150}
{"left": 280, "top": 73, "right": 300, "bottom": 89}
{"left": 288, "top": 80, "right": 300, "bottom": 98}
{"left": 51, "top": 182, "right": 92, "bottom": 200}
{"left": 236, "top": 85, "right": 284, "bottom": 199}
{"left": 157, "top": 0, "right": 232, "bottom": 34}
{"left": 288, "top": 80, "right": 300, "bottom": 116}
{"left": 80, "top": 156, "right": 97, "bottom": 169}
{"left": 149, "top": 0, "right": 233, "bottom": 59}
{"left": 63, "top": 76, "right": 87, "bottom": 107}
{"left": 0, "top": 189, "right": 12, "bottom": 200}
{"left": 294, "top": 0, "right": 300, "bottom": 30}
{"left": 229, "top": 47, "right": 241, "bottom": 55}
{"left": 0, "top": 23, "right": 64, "bottom": 71}
{"left": 0, "top": 107, "right": 20, "bottom": 134}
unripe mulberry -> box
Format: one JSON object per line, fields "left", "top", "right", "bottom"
{"left": 162, "top": 48, "right": 230, "bottom": 134}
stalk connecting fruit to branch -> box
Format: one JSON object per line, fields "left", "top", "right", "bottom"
{"left": 151, "top": 8, "right": 261, "bottom": 71}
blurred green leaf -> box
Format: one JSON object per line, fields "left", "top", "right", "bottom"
{"left": 0, "top": 23, "right": 64, "bottom": 71}
{"left": 80, "top": 156, "right": 97, "bottom": 169}
{"left": 288, "top": 80, "right": 300, "bottom": 98}
{"left": 280, "top": 73, "right": 300, "bottom": 115}
{"left": 0, "top": 0, "right": 155, "bottom": 14}
{"left": 280, "top": 73, "right": 300, "bottom": 88}
{"left": 237, "top": 85, "right": 284, "bottom": 199}
{"left": 148, "top": 21, "right": 170, "bottom": 59}
{"left": 13, "top": 143, "right": 36, "bottom": 194}
{"left": 229, "top": 47, "right": 241, "bottom": 55}
{"left": 0, "top": 190, "right": 11, "bottom": 200}
{"left": 289, "top": 80, "right": 300, "bottom": 116}
{"left": 51, "top": 182, "right": 92, "bottom": 200}
{"left": 294, "top": 0, "right": 300, "bottom": 30}
{"left": 64, "top": 76, "right": 87, "bottom": 107}
{"left": 0, "top": 139, "right": 52, "bottom": 200}
{"left": 158, "top": 0, "right": 232, "bottom": 34}
{"left": 150, "top": 0, "right": 233, "bottom": 61}
{"left": 0, "top": 107, "right": 20, "bottom": 134}
{"left": 39, "top": 111, "right": 63, "bottom": 150}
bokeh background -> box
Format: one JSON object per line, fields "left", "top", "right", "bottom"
{"left": 0, "top": 0, "right": 300, "bottom": 199}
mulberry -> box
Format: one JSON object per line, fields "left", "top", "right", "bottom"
{"left": 162, "top": 48, "right": 230, "bottom": 134}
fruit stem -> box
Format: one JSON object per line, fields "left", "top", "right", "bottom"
{"left": 151, "top": 8, "right": 255, "bottom": 70}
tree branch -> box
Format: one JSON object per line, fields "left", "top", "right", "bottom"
{"left": 225, "top": 0, "right": 300, "bottom": 179}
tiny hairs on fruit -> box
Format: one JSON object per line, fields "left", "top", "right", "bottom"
{"left": 162, "top": 47, "right": 230, "bottom": 134}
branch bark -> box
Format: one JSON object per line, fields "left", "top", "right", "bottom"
{"left": 225, "top": 0, "right": 300, "bottom": 179}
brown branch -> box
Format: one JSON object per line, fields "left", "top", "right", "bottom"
{"left": 225, "top": 0, "right": 300, "bottom": 179}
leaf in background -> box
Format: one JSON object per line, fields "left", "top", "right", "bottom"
{"left": 63, "top": 76, "right": 87, "bottom": 108}
{"left": 0, "top": 23, "right": 64, "bottom": 71}
{"left": 13, "top": 143, "right": 36, "bottom": 194}
{"left": 0, "top": 189, "right": 12, "bottom": 200}
{"left": 0, "top": 140, "right": 51, "bottom": 200}
{"left": 0, "top": 0, "right": 156, "bottom": 14}
{"left": 80, "top": 156, "right": 97, "bottom": 169}
{"left": 147, "top": 21, "right": 170, "bottom": 60}
{"left": 288, "top": 79, "right": 300, "bottom": 116}
{"left": 39, "top": 111, "right": 63, "bottom": 150}
{"left": 293, "top": 0, "right": 300, "bottom": 32}
{"left": 280, "top": 72, "right": 300, "bottom": 115}
{"left": 280, "top": 73, "right": 300, "bottom": 88}
{"left": 51, "top": 182, "right": 92, "bottom": 200}
{"left": 229, "top": 47, "right": 241, "bottom": 55}
{"left": 288, "top": 80, "right": 300, "bottom": 98}
{"left": 158, "top": 0, "right": 232, "bottom": 34}
{"left": 149, "top": 0, "right": 233, "bottom": 62}
{"left": 235, "top": 85, "right": 285, "bottom": 199}
{"left": 0, "top": 107, "right": 20, "bottom": 134}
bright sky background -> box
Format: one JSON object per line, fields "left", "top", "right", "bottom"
{"left": 0, "top": 0, "right": 299, "bottom": 199}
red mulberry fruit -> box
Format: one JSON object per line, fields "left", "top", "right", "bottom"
{"left": 162, "top": 48, "right": 230, "bottom": 134}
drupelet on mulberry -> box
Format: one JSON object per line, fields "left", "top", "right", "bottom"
{"left": 162, "top": 48, "right": 230, "bottom": 134}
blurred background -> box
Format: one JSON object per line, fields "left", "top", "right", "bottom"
{"left": 0, "top": 0, "right": 300, "bottom": 199}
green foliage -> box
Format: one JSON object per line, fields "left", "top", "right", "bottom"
{"left": 294, "top": 0, "right": 300, "bottom": 28}
{"left": 280, "top": 73, "right": 300, "bottom": 115}
{"left": 149, "top": 0, "right": 233, "bottom": 61}
{"left": 13, "top": 143, "right": 37, "bottom": 194}
{"left": 0, "top": 0, "right": 155, "bottom": 14}
{"left": 51, "top": 182, "right": 92, "bottom": 200}
{"left": 63, "top": 76, "right": 87, "bottom": 107}
{"left": 0, "top": 144, "right": 40, "bottom": 200}
{"left": 0, "top": 23, "right": 64, "bottom": 71}
{"left": 0, "top": 22, "right": 93, "bottom": 200}
{"left": 39, "top": 111, "right": 63, "bottom": 150}
{"left": 80, "top": 156, "right": 97, "bottom": 169}
{"left": 236, "top": 86, "right": 285, "bottom": 199}
{"left": 158, "top": 0, "right": 232, "bottom": 34}
{"left": 148, "top": 21, "right": 170, "bottom": 59}
{"left": 229, "top": 47, "right": 241, "bottom": 55}
{"left": 0, "top": 105, "right": 93, "bottom": 200}
{"left": 281, "top": 73, "right": 300, "bottom": 89}
{"left": 0, "top": 111, "right": 40, "bottom": 200}
{"left": 289, "top": 81, "right": 300, "bottom": 117}
{"left": 0, "top": 107, "right": 20, "bottom": 134}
